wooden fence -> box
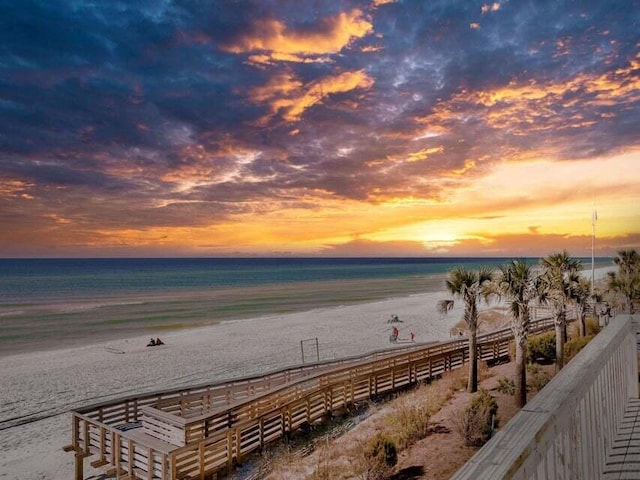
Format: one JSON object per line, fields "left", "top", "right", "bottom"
{"left": 65, "top": 311, "right": 558, "bottom": 480}
{"left": 451, "top": 313, "right": 638, "bottom": 480}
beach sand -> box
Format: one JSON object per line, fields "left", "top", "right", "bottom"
{"left": 0, "top": 289, "right": 465, "bottom": 479}
{"left": 0, "top": 265, "right": 615, "bottom": 480}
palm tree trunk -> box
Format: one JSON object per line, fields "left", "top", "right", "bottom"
{"left": 555, "top": 319, "right": 565, "bottom": 372}
{"left": 577, "top": 304, "right": 586, "bottom": 337}
{"left": 515, "top": 336, "right": 527, "bottom": 407}
{"left": 468, "top": 323, "right": 478, "bottom": 393}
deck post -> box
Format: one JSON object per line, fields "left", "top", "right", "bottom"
{"left": 99, "top": 426, "right": 106, "bottom": 463}
{"left": 147, "top": 448, "right": 154, "bottom": 480}
{"left": 227, "top": 430, "right": 234, "bottom": 470}
{"left": 199, "top": 442, "right": 205, "bottom": 480}
{"left": 235, "top": 426, "right": 242, "bottom": 464}
{"left": 74, "top": 452, "right": 84, "bottom": 480}
{"left": 72, "top": 414, "right": 80, "bottom": 447}
{"left": 128, "top": 439, "right": 134, "bottom": 477}
{"left": 114, "top": 433, "right": 122, "bottom": 479}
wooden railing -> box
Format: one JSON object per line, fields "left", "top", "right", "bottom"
{"left": 451, "top": 314, "right": 638, "bottom": 480}
{"left": 65, "top": 312, "right": 558, "bottom": 479}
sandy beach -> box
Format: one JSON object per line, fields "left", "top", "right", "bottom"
{"left": 0, "top": 265, "right": 614, "bottom": 480}
{"left": 0, "top": 288, "right": 467, "bottom": 479}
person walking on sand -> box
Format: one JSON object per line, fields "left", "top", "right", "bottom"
{"left": 410, "top": 332, "right": 415, "bottom": 342}
{"left": 392, "top": 326, "right": 399, "bottom": 343}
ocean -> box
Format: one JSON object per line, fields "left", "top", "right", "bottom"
{"left": 0, "top": 257, "right": 611, "bottom": 356}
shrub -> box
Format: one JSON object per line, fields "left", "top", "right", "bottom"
{"left": 564, "top": 335, "right": 594, "bottom": 362}
{"left": 388, "top": 403, "right": 430, "bottom": 449}
{"left": 497, "top": 377, "right": 515, "bottom": 395}
{"left": 355, "top": 434, "right": 398, "bottom": 480}
{"left": 586, "top": 317, "right": 600, "bottom": 336}
{"left": 527, "top": 364, "right": 552, "bottom": 391}
{"left": 527, "top": 332, "right": 556, "bottom": 364}
{"left": 453, "top": 389, "right": 498, "bottom": 447}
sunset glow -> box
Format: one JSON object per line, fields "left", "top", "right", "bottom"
{"left": 0, "top": 1, "right": 638, "bottom": 257}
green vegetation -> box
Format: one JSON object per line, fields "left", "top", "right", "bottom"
{"left": 539, "top": 251, "right": 582, "bottom": 371}
{"left": 438, "top": 266, "right": 495, "bottom": 393}
{"left": 387, "top": 403, "right": 431, "bottom": 449}
{"left": 454, "top": 389, "right": 498, "bottom": 447}
{"left": 497, "top": 377, "right": 515, "bottom": 395}
{"left": 357, "top": 434, "right": 397, "bottom": 480}
{"left": 497, "top": 259, "right": 540, "bottom": 407}
{"left": 607, "top": 249, "right": 640, "bottom": 314}
{"left": 585, "top": 317, "right": 600, "bottom": 336}
{"left": 564, "top": 335, "right": 595, "bottom": 362}
{"left": 527, "top": 332, "right": 556, "bottom": 364}
{"left": 527, "top": 364, "right": 552, "bottom": 391}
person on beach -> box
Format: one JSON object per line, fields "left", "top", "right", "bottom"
{"left": 392, "top": 326, "right": 399, "bottom": 343}
{"left": 155, "top": 337, "right": 164, "bottom": 345}
{"left": 410, "top": 332, "right": 415, "bottom": 342}
{"left": 147, "top": 338, "right": 156, "bottom": 347}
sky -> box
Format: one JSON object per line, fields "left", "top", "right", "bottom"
{"left": 0, "top": 0, "right": 639, "bottom": 258}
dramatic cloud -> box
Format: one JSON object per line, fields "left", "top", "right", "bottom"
{"left": 0, "top": 0, "right": 638, "bottom": 256}
{"left": 249, "top": 69, "right": 375, "bottom": 121}
{"left": 222, "top": 8, "right": 373, "bottom": 64}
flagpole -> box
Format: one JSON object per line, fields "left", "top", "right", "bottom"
{"left": 591, "top": 208, "right": 597, "bottom": 296}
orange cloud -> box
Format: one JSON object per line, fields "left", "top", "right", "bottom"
{"left": 223, "top": 9, "right": 373, "bottom": 64}
{"left": 249, "top": 70, "right": 375, "bottom": 122}
{"left": 372, "top": 0, "right": 397, "bottom": 6}
{"left": 361, "top": 45, "right": 383, "bottom": 52}
{"left": 405, "top": 146, "right": 444, "bottom": 162}
{"left": 416, "top": 57, "right": 640, "bottom": 136}
{"left": 0, "top": 179, "right": 35, "bottom": 199}
{"left": 447, "top": 159, "right": 476, "bottom": 176}
{"left": 248, "top": 72, "right": 303, "bottom": 102}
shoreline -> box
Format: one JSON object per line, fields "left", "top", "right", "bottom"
{"left": 0, "top": 273, "right": 449, "bottom": 358}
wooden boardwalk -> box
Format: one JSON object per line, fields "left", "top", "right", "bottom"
{"left": 603, "top": 398, "right": 640, "bottom": 480}
{"left": 602, "top": 315, "right": 640, "bottom": 480}
{"left": 64, "top": 311, "right": 559, "bottom": 480}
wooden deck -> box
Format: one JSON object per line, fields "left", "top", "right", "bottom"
{"left": 603, "top": 398, "right": 640, "bottom": 480}
{"left": 65, "top": 309, "right": 559, "bottom": 480}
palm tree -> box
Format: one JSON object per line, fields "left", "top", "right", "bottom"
{"left": 607, "top": 249, "right": 640, "bottom": 313}
{"left": 437, "top": 266, "right": 494, "bottom": 393}
{"left": 496, "top": 259, "right": 540, "bottom": 407}
{"left": 539, "top": 251, "right": 582, "bottom": 372}
{"left": 570, "top": 276, "right": 592, "bottom": 337}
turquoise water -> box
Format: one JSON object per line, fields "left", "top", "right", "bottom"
{"left": 0, "top": 257, "right": 611, "bottom": 355}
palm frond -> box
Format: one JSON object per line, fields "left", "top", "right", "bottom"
{"left": 437, "top": 299, "right": 455, "bottom": 315}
